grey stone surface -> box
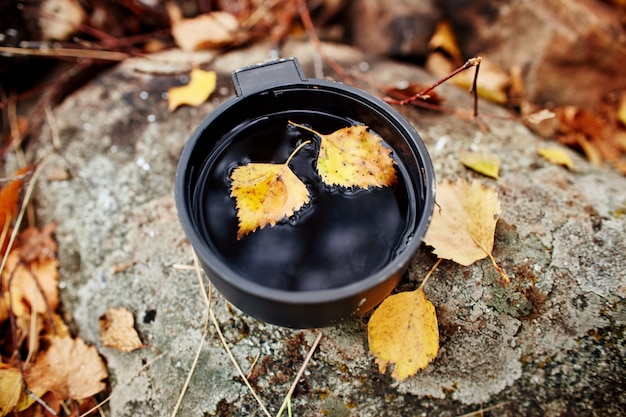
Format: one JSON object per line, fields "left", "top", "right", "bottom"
{"left": 30, "top": 40, "right": 626, "bottom": 416}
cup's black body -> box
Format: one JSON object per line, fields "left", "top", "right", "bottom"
{"left": 175, "top": 58, "right": 435, "bottom": 328}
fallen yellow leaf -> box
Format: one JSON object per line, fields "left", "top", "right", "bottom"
{"left": 368, "top": 288, "right": 439, "bottom": 381}
{"left": 424, "top": 179, "right": 509, "bottom": 283}
{"left": 290, "top": 121, "right": 397, "bottom": 188}
{"left": 99, "top": 307, "right": 144, "bottom": 353}
{"left": 538, "top": 147, "right": 574, "bottom": 169}
{"left": 230, "top": 141, "right": 311, "bottom": 239}
{"left": 460, "top": 151, "right": 501, "bottom": 179}
{"left": 428, "top": 20, "right": 462, "bottom": 64}
{"left": 168, "top": 69, "right": 216, "bottom": 111}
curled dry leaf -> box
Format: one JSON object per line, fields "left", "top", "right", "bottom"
{"left": 168, "top": 69, "right": 217, "bottom": 111}
{"left": 290, "top": 121, "right": 397, "bottom": 188}
{"left": 368, "top": 288, "right": 439, "bottom": 381}
{"left": 424, "top": 179, "right": 509, "bottom": 283}
{"left": 26, "top": 335, "right": 107, "bottom": 400}
{"left": 1, "top": 251, "right": 59, "bottom": 318}
{"left": 99, "top": 307, "right": 144, "bottom": 352}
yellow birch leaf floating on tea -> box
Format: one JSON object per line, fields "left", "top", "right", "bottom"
{"left": 168, "top": 68, "right": 217, "bottom": 111}
{"left": 537, "top": 147, "right": 574, "bottom": 169}
{"left": 460, "top": 151, "right": 501, "bottom": 179}
{"left": 289, "top": 121, "right": 397, "bottom": 188}
{"left": 424, "top": 179, "right": 509, "bottom": 284}
{"left": 368, "top": 287, "right": 439, "bottom": 381}
{"left": 230, "top": 141, "right": 311, "bottom": 239}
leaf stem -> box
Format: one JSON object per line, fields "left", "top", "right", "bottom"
{"left": 284, "top": 139, "right": 312, "bottom": 166}
{"left": 288, "top": 120, "right": 321, "bottom": 138}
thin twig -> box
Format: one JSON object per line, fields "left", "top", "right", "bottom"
{"left": 385, "top": 57, "right": 482, "bottom": 117}
{"left": 209, "top": 293, "right": 272, "bottom": 417}
{"left": 296, "top": 0, "right": 354, "bottom": 84}
{"left": 455, "top": 401, "right": 509, "bottom": 417}
{"left": 275, "top": 331, "right": 323, "bottom": 417}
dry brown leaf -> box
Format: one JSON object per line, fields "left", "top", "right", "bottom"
{"left": 424, "top": 179, "right": 509, "bottom": 283}
{"left": 368, "top": 288, "right": 439, "bottom": 381}
{"left": 230, "top": 144, "right": 310, "bottom": 239}
{"left": 171, "top": 11, "right": 239, "bottom": 51}
{"left": 1, "top": 251, "right": 59, "bottom": 317}
{"left": 26, "top": 335, "right": 107, "bottom": 400}
{"left": 290, "top": 121, "right": 397, "bottom": 188}
{"left": 99, "top": 307, "right": 144, "bottom": 352}
{"left": 168, "top": 69, "right": 217, "bottom": 111}
{"left": 18, "top": 224, "right": 57, "bottom": 263}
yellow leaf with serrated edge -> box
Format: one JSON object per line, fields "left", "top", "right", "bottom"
{"left": 289, "top": 121, "right": 397, "bottom": 188}
{"left": 368, "top": 288, "right": 439, "bottom": 381}
{"left": 538, "top": 147, "right": 574, "bottom": 169}
{"left": 424, "top": 179, "right": 509, "bottom": 283}
{"left": 168, "top": 69, "right": 216, "bottom": 111}
{"left": 460, "top": 151, "right": 501, "bottom": 179}
{"left": 230, "top": 142, "right": 311, "bottom": 239}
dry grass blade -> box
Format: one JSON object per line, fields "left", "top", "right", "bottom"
{"left": 0, "top": 46, "right": 130, "bottom": 61}
{"left": 181, "top": 252, "right": 272, "bottom": 417}
{"left": 170, "top": 252, "right": 210, "bottom": 417}
{"left": 78, "top": 351, "right": 167, "bottom": 417}
{"left": 276, "top": 331, "right": 323, "bottom": 417}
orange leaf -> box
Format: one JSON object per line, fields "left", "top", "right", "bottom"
{"left": 18, "top": 224, "right": 58, "bottom": 262}
{"left": 230, "top": 141, "right": 311, "bottom": 239}
{"left": 368, "top": 287, "right": 439, "bottom": 381}
{"left": 26, "top": 335, "right": 107, "bottom": 400}
{"left": 0, "top": 167, "right": 31, "bottom": 248}
{"left": 99, "top": 307, "right": 144, "bottom": 352}
{"left": 168, "top": 69, "right": 217, "bottom": 111}
{"left": 290, "top": 121, "right": 397, "bottom": 188}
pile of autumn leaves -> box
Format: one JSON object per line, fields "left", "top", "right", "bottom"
{"left": 0, "top": 171, "right": 106, "bottom": 416}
